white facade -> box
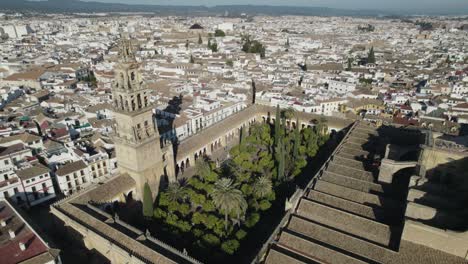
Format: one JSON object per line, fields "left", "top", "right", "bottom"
{"left": 56, "top": 160, "right": 91, "bottom": 196}
{"left": 217, "top": 23, "right": 234, "bottom": 32}
{"left": 314, "top": 99, "right": 348, "bottom": 116}
{"left": 15, "top": 165, "right": 56, "bottom": 207}
{"left": 0, "top": 25, "right": 29, "bottom": 39}
{"left": 0, "top": 170, "right": 26, "bottom": 205}
{"left": 451, "top": 83, "right": 468, "bottom": 95}
{"left": 158, "top": 101, "right": 246, "bottom": 142}
{"left": 328, "top": 80, "right": 356, "bottom": 94}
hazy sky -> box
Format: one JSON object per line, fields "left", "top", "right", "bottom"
{"left": 83, "top": 0, "right": 468, "bottom": 11}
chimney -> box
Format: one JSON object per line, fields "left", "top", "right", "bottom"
{"left": 9, "top": 229, "right": 15, "bottom": 239}
{"left": 19, "top": 242, "right": 26, "bottom": 251}
{"left": 0, "top": 219, "right": 6, "bottom": 227}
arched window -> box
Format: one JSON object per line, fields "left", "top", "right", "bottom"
{"left": 137, "top": 94, "right": 142, "bottom": 109}
{"left": 119, "top": 95, "right": 124, "bottom": 110}
{"left": 131, "top": 72, "right": 135, "bottom": 81}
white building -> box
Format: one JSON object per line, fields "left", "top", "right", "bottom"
{"left": 0, "top": 169, "right": 26, "bottom": 205}
{"left": 313, "top": 98, "right": 348, "bottom": 116}
{"left": 0, "top": 25, "right": 29, "bottom": 39}
{"left": 328, "top": 80, "right": 356, "bottom": 94}
{"left": 16, "top": 164, "right": 56, "bottom": 206}
{"left": 0, "top": 143, "right": 33, "bottom": 172}
{"left": 217, "top": 23, "right": 234, "bottom": 32}
{"left": 0, "top": 132, "right": 43, "bottom": 154}
{"left": 86, "top": 151, "right": 111, "bottom": 183}
{"left": 157, "top": 101, "right": 246, "bottom": 142}
{"left": 55, "top": 160, "right": 90, "bottom": 196}
{"left": 451, "top": 83, "right": 467, "bottom": 95}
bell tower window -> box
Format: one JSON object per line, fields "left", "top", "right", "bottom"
{"left": 137, "top": 94, "right": 142, "bottom": 109}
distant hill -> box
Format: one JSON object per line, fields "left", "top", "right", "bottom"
{"left": 0, "top": 0, "right": 385, "bottom": 16}
{"left": 0, "top": 0, "right": 465, "bottom": 16}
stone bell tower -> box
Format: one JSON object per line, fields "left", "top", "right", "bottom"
{"left": 111, "top": 36, "right": 168, "bottom": 200}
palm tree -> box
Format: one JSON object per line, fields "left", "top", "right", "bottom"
{"left": 210, "top": 178, "right": 247, "bottom": 231}
{"left": 282, "top": 107, "right": 296, "bottom": 131}
{"left": 195, "top": 159, "right": 210, "bottom": 180}
{"left": 166, "top": 181, "right": 186, "bottom": 203}
{"left": 315, "top": 117, "right": 328, "bottom": 136}
{"left": 282, "top": 107, "right": 296, "bottom": 120}
{"left": 253, "top": 176, "right": 273, "bottom": 198}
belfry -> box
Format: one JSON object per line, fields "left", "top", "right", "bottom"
{"left": 111, "top": 35, "right": 175, "bottom": 199}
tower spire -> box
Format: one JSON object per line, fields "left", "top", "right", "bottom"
{"left": 117, "top": 33, "right": 136, "bottom": 63}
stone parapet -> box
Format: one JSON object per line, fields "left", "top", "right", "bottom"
{"left": 402, "top": 220, "right": 468, "bottom": 260}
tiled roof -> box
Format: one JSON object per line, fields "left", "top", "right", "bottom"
{"left": 0, "top": 143, "right": 27, "bottom": 157}
{"left": 0, "top": 199, "right": 56, "bottom": 264}
{"left": 261, "top": 122, "right": 465, "bottom": 264}
{"left": 56, "top": 160, "right": 87, "bottom": 176}
{"left": 72, "top": 174, "right": 135, "bottom": 204}
{"left": 0, "top": 132, "right": 41, "bottom": 145}
{"left": 16, "top": 164, "right": 49, "bottom": 180}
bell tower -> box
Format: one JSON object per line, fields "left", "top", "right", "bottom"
{"left": 112, "top": 36, "right": 167, "bottom": 200}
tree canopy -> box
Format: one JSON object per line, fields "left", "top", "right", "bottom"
{"left": 152, "top": 114, "right": 328, "bottom": 259}
{"left": 214, "top": 29, "right": 226, "bottom": 37}
{"left": 241, "top": 35, "right": 266, "bottom": 58}
{"left": 207, "top": 38, "right": 218, "bottom": 52}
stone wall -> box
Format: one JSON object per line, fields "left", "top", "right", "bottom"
{"left": 402, "top": 220, "right": 468, "bottom": 260}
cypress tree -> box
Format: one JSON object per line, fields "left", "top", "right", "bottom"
{"left": 198, "top": 34, "right": 203, "bottom": 44}
{"left": 211, "top": 42, "right": 218, "bottom": 52}
{"left": 347, "top": 58, "right": 352, "bottom": 71}
{"left": 251, "top": 79, "right": 256, "bottom": 105}
{"left": 277, "top": 141, "right": 285, "bottom": 181}
{"left": 282, "top": 115, "right": 287, "bottom": 134}
{"left": 274, "top": 105, "right": 281, "bottom": 148}
{"left": 239, "top": 126, "right": 245, "bottom": 145}
{"left": 368, "top": 47, "right": 376, "bottom": 64}
{"left": 189, "top": 54, "right": 195, "bottom": 63}
{"left": 142, "top": 182, "right": 153, "bottom": 218}
{"left": 292, "top": 118, "right": 300, "bottom": 161}
{"left": 307, "top": 129, "right": 318, "bottom": 157}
